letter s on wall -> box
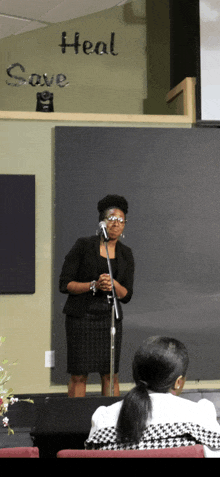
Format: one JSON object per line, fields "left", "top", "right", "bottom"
{"left": 6, "top": 63, "right": 27, "bottom": 86}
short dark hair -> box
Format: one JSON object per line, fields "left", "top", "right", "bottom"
{"left": 97, "top": 195, "right": 128, "bottom": 221}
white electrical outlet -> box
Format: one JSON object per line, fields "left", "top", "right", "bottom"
{"left": 45, "top": 351, "right": 55, "bottom": 368}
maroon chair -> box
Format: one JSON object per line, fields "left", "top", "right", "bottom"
{"left": 0, "top": 447, "right": 39, "bottom": 458}
{"left": 57, "top": 445, "right": 204, "bottom": 458}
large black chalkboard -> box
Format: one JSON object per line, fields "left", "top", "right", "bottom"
{"left": 53, "top": 126, "right": 220, "bottom": 383}
{"left": 0, "top": 175, "right": 35, "bottom": 294}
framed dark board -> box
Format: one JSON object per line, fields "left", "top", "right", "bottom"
{"left": 0, "top": 174, "right": 35, "bottom": 294}
{"left": 53, "top": 126, "right": 220, "bottom": 383}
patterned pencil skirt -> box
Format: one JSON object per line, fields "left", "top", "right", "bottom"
{"left": 65, "top": 299, "right": 122, "bottom": 376}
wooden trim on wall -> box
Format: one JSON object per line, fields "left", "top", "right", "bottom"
{"left": 166, "top": 77, "right": 196, "bottom": 123}
{"left": 0, "top": 110, "right": 192, "bottom": 124}
{"left": 43, "top": 380, "right": 220, "bottom": 394}
{"left": 0, "top": 78, "right": 196, "bottom": 124}
{"left": 89, "top": 380, "right": 220, "bottom": 392}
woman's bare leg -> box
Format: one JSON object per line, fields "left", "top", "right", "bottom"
{"left": 67, "top": 375, "right": 87, "bottom": 397}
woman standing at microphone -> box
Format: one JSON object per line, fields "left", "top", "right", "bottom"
{"left": 59, "top": 195, "right": 134, "bottom": 397}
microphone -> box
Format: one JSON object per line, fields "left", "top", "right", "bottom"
{"left": 99, "top": 221, "right": 109, "bottom": 241}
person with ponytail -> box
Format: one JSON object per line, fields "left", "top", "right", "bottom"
{"left": 85, "top": 337, "right": 220, "bottom": 457}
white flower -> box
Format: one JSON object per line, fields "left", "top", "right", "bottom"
{"left": 2, "top": 416, "right": 9, "bottom": 427}
{"left": 10, "top": 397, "right": 18, "bottom": 405}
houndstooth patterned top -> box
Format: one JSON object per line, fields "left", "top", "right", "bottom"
{"left": 85, "top": 393, "right": 220, "bottom": 456}
{"left": 85, "top": 422, "right": 220, "bottom": 450}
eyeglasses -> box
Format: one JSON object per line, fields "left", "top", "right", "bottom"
{"left": 105, "top": 216, "right": 126, "bottom": 225}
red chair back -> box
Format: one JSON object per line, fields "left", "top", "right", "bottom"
{"left": 0, "top": 447, "right": 39, "bottom": 458}
{"left": 57, "top": 445, "right": 204, "bottom": 458}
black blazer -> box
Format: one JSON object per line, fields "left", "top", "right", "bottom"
{"left": 59, "top": 235, "right": 134, "bottom": 319}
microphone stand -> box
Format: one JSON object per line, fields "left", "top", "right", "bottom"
{"left": 102, "top": 235, "right": 119, "bottom": 397}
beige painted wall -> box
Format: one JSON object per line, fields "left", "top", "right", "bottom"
{"left": 0, "top": 0, "right": 174, "bottom": 115}
{"left": 0, "top": 1, "right": 148, "bottom": 114}
{"left": 0, "top": 120, "right": 54, "bottom": 394}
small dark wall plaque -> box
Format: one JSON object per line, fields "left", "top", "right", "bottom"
{"left": 0, "top": 175, "right": 35, "bottom": 294}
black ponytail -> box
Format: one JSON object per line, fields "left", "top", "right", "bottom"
{"left": 116, "top": 336, "right": 189, "bottom": 445}
{"left": 116, "top": 381, "right": 152, "bottom": 444}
